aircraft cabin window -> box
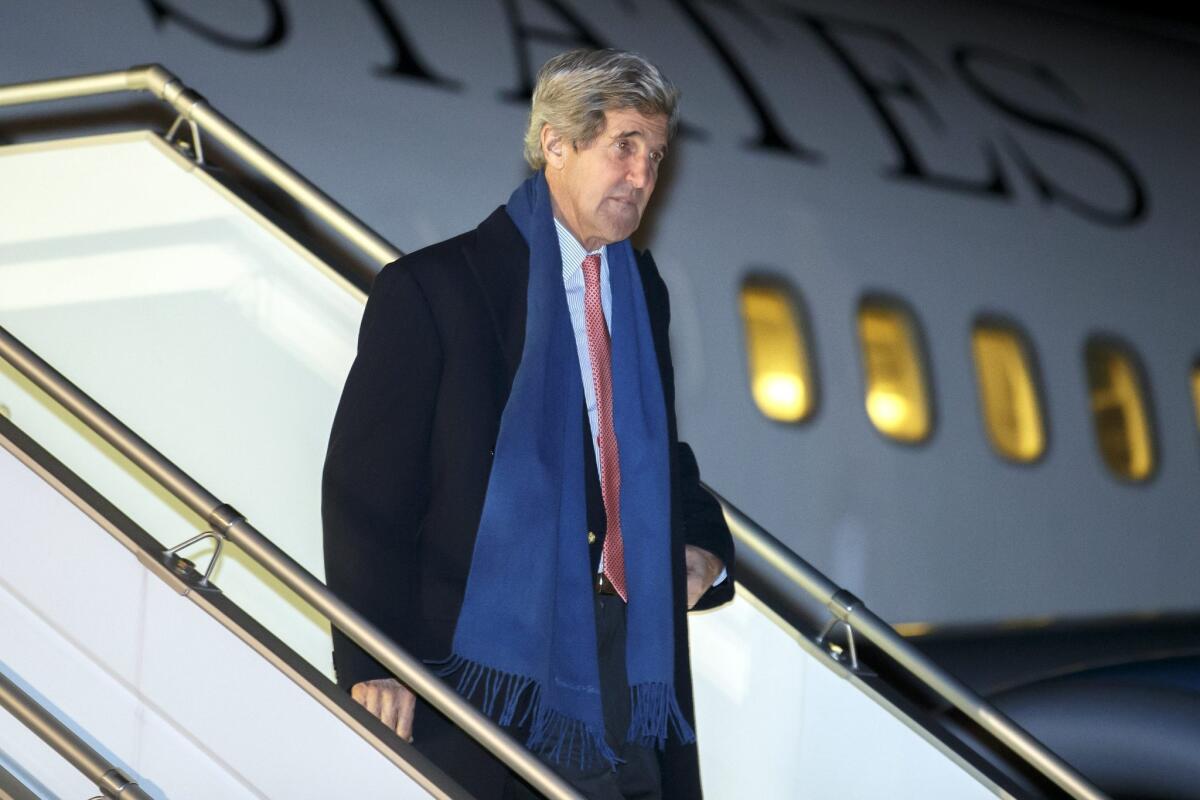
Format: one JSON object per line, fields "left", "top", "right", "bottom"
{"left": 971, "top": 321, "right": 1045, "bottom": 462}
{"left": 739, "top": 276, "right": 814, "bottom": 423}
{"left": 1192, "top": 359, "right": 1200, "bottom": 434}
{"left": 857, "top": 297, "right": 932, "bottom": 443}
{"left": 1085, "top": 339, "right": 1155, "bottom": 481}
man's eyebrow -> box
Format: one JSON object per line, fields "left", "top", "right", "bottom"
{"left": 611, "top": 129, "right": 668, "bottom": 153}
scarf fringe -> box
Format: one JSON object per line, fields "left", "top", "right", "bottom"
{"left": 627, "top": 681, "right": 696, "bottom": 749}
{"left": 527, "top": 700, "right": 621, "bottom": 772}
{"left": 428, "top": 654, "right": 621, "bottom": 770}
{"left": 428, "top": 654, "right": 538, "bottom": 728}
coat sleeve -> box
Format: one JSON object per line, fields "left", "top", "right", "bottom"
{"left": 321, "top": 260, "right": 442, "bottom": 689}
{"left": 637, "top": 249, "right": 736, "bottom": 613}
{"left": 678, "top": 440, "right": 735, "bottom": 611}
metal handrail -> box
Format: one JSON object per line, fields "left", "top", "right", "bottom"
{"left": 0, "top": 65, "right": 401, "bottom": 268}
{"left": 0, "top": 325, "right": 581, "bottom": 800}
{"left": 0, "top": 670, "right": 154, "bottom": 799}
{"left": 705, "top": 485, "right": 1108, "bottom": 800}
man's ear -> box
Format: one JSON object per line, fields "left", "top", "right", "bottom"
{"left": 541, "top": 124, "right": 566, "bottom": 170}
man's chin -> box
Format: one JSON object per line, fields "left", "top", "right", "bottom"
{"left": 600, "top": 214, "right": 641, "bottom": 243}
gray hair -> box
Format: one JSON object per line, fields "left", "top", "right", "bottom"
{"left": 523, "top": 48, "right": 681, "bottom": 171}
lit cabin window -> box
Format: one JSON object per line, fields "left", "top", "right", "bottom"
{"left": 857, "top": 298, "right": 931, "bottom": 443}
{"left": 971, "top": 321, "right": 1045, "bottom": 462}
{"left": 739, "top": 277, "right": 814, "bottom": 423}
{"left": 1085, "top": 339, "right": 1155, "bottom": 481}
{"left": 1192, "top": 360, "right": 1200, "bottom": 433}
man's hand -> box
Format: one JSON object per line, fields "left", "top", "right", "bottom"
{"left": 351, "top": 678, "right": 416, "bottom": 742}
{"left": 685, "top": 545, "right": 723, "bottom": 609}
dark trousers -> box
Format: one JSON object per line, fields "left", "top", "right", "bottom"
{"left": 413, "top": 593, "right": 662, "bottom": 799}
{"left": 504, "top": 593, "right": 662, "bottom": 800}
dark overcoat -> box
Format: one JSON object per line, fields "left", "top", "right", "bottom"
{"left": 322, "top": 205, "right": 735, "bottom": 798}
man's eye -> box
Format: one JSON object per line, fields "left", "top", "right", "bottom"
{"left": 650, "top": 151, "right": 664, "bottom": 163}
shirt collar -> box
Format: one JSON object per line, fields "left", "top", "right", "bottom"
{"left": 554, "top": 218, "right": 604, "bottom": 279}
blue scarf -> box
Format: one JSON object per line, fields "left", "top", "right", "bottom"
{"left": 431, "top": 172, "right": 694, "bottom": 769}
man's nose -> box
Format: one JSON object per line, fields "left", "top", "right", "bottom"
{"left": 627, "top": 155, "right": 653, "bottom": 189}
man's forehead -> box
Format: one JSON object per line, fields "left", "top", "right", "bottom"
{"left": 602, "top": 108, "right": 669, "bottom": 144}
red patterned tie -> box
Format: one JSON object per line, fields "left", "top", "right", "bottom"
{"left": 581, "top": 254, "right": 627, "bottom": 602}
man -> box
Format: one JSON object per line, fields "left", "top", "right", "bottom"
{"left": 323, "top": 48, "right": 734, "bottom": 799}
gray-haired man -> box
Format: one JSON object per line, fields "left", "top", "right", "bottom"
{"left": 323, "top": 48, "right": 734, "bottom": 799}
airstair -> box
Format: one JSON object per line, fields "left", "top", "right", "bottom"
{"left": 0, "top": 66, "right": 1104, "bottom": 799}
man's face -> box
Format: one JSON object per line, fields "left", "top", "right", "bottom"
{"left": 545, "top": 107, "right": 670, "bottom": 251}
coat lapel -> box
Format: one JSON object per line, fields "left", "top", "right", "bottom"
{"left": 462, "top": 205, "right": 529, "bottom": 389}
